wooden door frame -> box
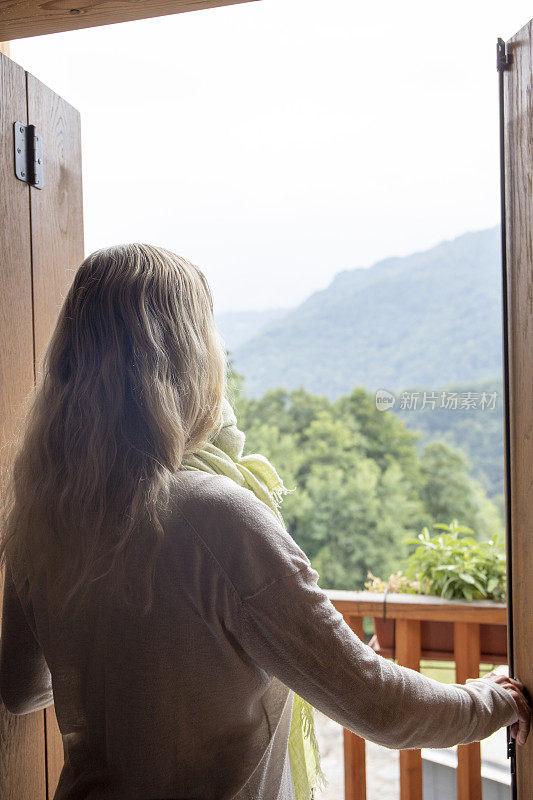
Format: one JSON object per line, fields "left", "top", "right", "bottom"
{"left": 0, "top": 0, "right": 256, "bottom": 42}
{"left": 2, "top": 5, "right": 532, "bottom": 798}
{"left": 500, "top": 18, "right": 533, "bottom": 800}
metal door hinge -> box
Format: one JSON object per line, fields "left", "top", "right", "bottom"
{"left": 507, "top": 733, "right": 516, "bottom": 774}
{"left": 14, "top": 122, "right": 43, "bottom": 189}
{"left": 497, "top": 38, "right": 512, "bottom": 72}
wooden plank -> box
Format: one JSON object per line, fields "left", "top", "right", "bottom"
{"left": 27, "top": 70, "right": 85, "bottom": 373}
{"left": 503, "top": 18, "right": 533, "bottom": 800}
{"left": 454, "top": 622, "right": 481, "bottom": 800}
{"left": 396, "top": 620, "right": 422, "bottom": 800}
{"left": 26, "top": 69, "right": 85, "bottom": 796}
{"left": 0, "top": 700, "right": 47, "bottom": 800}
{"left": 0, "top": 51, "right": 47, "bottom": 800}
{"left": 343, "top": 617, "right": 366, "bottom": 800}
{"left": 0, "top": 0, "right": 256, "bottom": 42}
{"left": 0, "top": 58, "right": 34, "bottom": 424}
{"left": 327, "top": 590, "right": 507, "bottom": 625}
{"left": 45, "top": 705, "right": 65, "bottom": 794}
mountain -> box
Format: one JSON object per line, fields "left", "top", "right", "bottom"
{"left": 231, "top": 227, "right": 503, "bottom": 399}
{"left": 216, "top": 308, "right": 289, "bottom": 352}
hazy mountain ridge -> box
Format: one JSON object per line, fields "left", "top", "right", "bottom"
{"left": 216, "top": 308, "right": 289, "bottom": 352}
{"left": 230, "top": 227, "right": 503, "bottom": 399}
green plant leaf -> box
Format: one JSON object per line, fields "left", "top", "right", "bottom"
{"left": 403, "top": 521, "right": 506, "bottom": 602}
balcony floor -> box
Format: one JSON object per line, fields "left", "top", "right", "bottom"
{"left": 315, "top": 711, "right": 399, "bottom": 800}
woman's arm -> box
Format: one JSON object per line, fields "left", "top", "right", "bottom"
{"left": 0, "top": 563, "right": 53, "bottom": 715}
{"left": 189, "top": 477, "right": 520, "bottom": 749}
{"left": 229, "top": 562, "right": 519, "bottom": 750}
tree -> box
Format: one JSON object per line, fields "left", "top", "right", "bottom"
{"left": 419, "top": 442, "right": 502, "bottom": 538}
{"left": 224, "top": 364, "right": 503, "bottom": 590}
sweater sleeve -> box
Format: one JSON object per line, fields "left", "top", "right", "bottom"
{"left": 229, "top": 562, "right": 518, "bottom": 750}
{"left": 0, "top": 562, "right": 54, "bottom": 715}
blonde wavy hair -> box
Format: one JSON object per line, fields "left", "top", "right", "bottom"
{"left": 0, "top": 244, "right": 227, "bottom": 619}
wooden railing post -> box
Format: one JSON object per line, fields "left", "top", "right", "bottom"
{"left": 343, "top": 617, "right": 366, "bottom": 800}
{"left": 454, "top": 622, "right": 482, "bottom": 800}
{"left": 396, "top": 619, "right": 423, "bottom": 800}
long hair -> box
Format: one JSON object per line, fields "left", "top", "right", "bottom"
{"left": 0, "top": 243, "right": 226, "bottom": 619}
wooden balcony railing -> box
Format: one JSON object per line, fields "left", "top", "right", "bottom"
{"left": 325, "top": 590, "right": 508, "bottom": 800}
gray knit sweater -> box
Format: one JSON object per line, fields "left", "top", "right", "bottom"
{"left": 0, "top": 470, "right": 518, "bottom": 799}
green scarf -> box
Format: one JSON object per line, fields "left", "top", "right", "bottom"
{"left": 181, "top": 398, "right": 327, "bottom": 800}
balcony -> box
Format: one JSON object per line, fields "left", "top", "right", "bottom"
{"left": 323, "top": 590, "right": 508, "bottom": 800}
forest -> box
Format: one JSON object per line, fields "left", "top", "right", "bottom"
{"left": 229, "top": 365, "right": 502, "bottom": 591}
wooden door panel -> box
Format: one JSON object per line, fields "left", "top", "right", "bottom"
{"left": 1, "top": 53, "right": 84, "bottom": 798}
{"left": 0, "top": 51, "right": 47, "bottom": 800}
{"left": 502, "top": 17, "right": 533, "bottom": 800}
{"left": 45, "top": 705, "right": 65, "bottom": 799}
{"left": 27, "top": 71, "right": 85, "bottom": 374}
{"left": 26, "top": 67, "right": 85, "bottom": 798}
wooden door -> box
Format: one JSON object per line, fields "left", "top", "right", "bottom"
{"left": 501, "top": 16, "right": 533, "bottom": 800}
{"left": 0, "top": 50, "right": 84, "bottom": 799}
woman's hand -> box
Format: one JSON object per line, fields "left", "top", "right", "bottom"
{"left": 482, "top": 670, "right": 531, "bottom": 746}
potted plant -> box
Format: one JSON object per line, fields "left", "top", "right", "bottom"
{"left": 366, "top": 521, "right": 508, "bottom": 663}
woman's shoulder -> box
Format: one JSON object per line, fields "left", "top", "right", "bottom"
{"left": 170, "top": 470, "right": 311, "bottom": 601}
{"left": 172, "top": 469, "right": 279, "bottom": 523}
{"left": 171, "top": 469, "right": 269, "bottom": 519}
{"left": 173, "top": 468, "right": 255, "bottom": 503}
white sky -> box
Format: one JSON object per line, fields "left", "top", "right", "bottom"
{"left": 9, "top": 0, "right": 533, "bottom": 312}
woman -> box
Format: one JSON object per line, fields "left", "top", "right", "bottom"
{"left": 0, "top": 243, "right": 529, "bottom": 800}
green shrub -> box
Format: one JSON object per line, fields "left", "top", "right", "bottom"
{"left": 365, "top": 520, "right": 507, "bottom": 602}
{"left": 403, "top": 520, "right": 506, "bottom": 601}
